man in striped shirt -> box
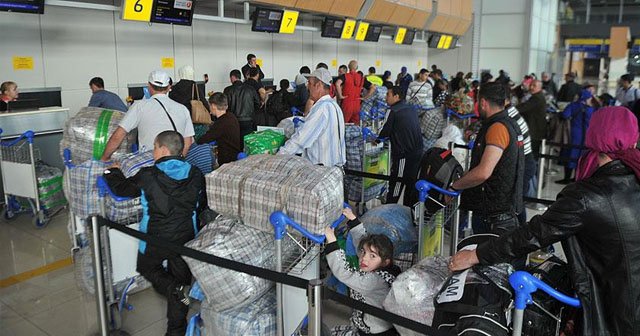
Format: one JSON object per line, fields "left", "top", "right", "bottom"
{"left": 279, "top": 68, "right": 346, "bottom": 167}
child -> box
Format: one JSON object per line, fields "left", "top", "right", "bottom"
{"left": 104, "top": 130, "right": 205, "bottom": 336}
{"left": 325, "top": 208, "right": 401, "bottom": 336}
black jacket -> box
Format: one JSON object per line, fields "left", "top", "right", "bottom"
{"left": 223, "top": 80, "right": 260, "bottom": 122}
{"left": 477, "top": 160, "right": 640, "bottom": 336}
{"left": 558, "top": 80, "right": 582, "bottom": 102}
{"left": 516, "top": 91, "right": 547, "bottom": 141}
{"left": 104, "top": 157, "right": 205, "bottom": 251}
{"left": 542, "top": 80, "right": 558, "bottom": 98}
{"left": 379, "top": 100, "right": 423, "bottom": 159}
{"left": 241, "top": 64, "right": 265, "bottom": 81}
{"left": 169, "top": 79, "right": 209, "bottom": 114}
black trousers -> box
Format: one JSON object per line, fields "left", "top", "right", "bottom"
{"left": 386, "top": 154, "right": 422, "bottom": 207}
{"left": 239, "top": 120, "right": 256, "bottom": 139}
{"left": 137, "top": 248, "right": 192, "bottom": 335}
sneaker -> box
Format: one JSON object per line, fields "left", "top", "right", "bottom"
{"left": 173, "top": 285, "right": 190, "bottom": 306}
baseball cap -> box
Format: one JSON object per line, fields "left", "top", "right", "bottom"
{"left": 148, "top": 70, "right": 172, "bottom": 88}
{"left": 304, "top": 68, "right": 332, "bottom": 85}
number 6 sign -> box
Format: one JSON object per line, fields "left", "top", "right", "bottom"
{"left": 122, "top": 0, "right": 152, "bottom": 22}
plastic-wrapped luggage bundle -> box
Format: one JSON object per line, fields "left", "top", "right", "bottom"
{"left": 36, "top": 164, "right": 66, "bottom": 210}
{"left": 243, "top": 129, "right": 286, "bottom": 155}
{"left": 183, "top": 216, "right": 277, "bottom": 311}
{"left": 360, "top": 204, "right": 418, "bottom": 255}
{"left": 63, "top": 160, "right": 110, "bottom": 218}
{"left": 277, "top": 117, "right": 297, "bottom": 139}
{"left": 200, "top": 290, "right": 276, "bottom": 336}
{"left": 344, "top": 125, "right": 387, "bottom": 202}
{"left": 206, "top": 154, "right": 343, "bottom": 235}
{"left": 383, "top": 256, "right": 449, "bottom": 335}
{"left": 101, "top": 151, "right": 154, "bottom": 224}
{"left": 60, "top": 107, "right": 133, "bottom": 164}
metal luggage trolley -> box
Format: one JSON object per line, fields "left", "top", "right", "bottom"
{"left": 269, "top": 206, "right": 348, "bottom": 336}
{"left": 510, "top": 271, "right": 582, "bottom": 336}
{"left": 0, "top": 128, "right": 60, "bottom": 227}
{"left": 88, "top": 175, "right": 150, "bottom": 334}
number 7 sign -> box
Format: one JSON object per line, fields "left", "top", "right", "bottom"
{"left": 279, "top": 10, "right": 299, "bottom": 34}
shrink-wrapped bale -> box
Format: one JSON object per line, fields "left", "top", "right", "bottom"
{"left": 276, "top": 117, "right": 297, "bottom": 139}
{"left": 243, "top": 129, "right": 286, "bottom": 155}
{"left": 60, "top": 107, "right": 133, "bottom": 164}
{"left": 206, "top": 155, "right": 343, "bottom": 234}
{"left": 183, "top": 216, "right": 276, "bottom": 311}
{"left": 382, "top": 256, "right": 450, "bottom": 335}
{"left": 36, "top": 164, "right": 66, "bottom": 210}
{"left": 201, "top": 290, "right": 276, "bottom": 336}
{"left": 360, "top": 204, "right": 418, "bottom": 255}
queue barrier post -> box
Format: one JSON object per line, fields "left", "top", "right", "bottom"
{"left": 307, "top": 279, "right": 323, "bottom": 336}
{"left": 534, "top": 139, "right": 549, "bottom": 211}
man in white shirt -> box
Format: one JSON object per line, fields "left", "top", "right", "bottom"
{"left": 406, "top": 68, "right": 435, "bottom": 110}
{"left": 279, "top": 68, "right": 346, "bottom": 167}
{"left": 615, "top": 74, "right": 639, "bottom": 109}
{"left": 101, "top": 70, "right": 195, "bottom": 161}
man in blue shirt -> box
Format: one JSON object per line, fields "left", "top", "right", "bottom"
{"left": 88, "top": 77, "right": 128, "bottom": 111}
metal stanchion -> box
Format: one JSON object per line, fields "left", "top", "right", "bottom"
{"left": 534, "top": 139, "right": 549, "bottom": 211}
{"left": 450, "top": 198, "right": 461, "bottom": 257}
{"left": 308, "top": 279, "right": 323, "bottom": 336}
{"left": 92, "top": 216, "right": 109, "bottom": 336}
{"left": 275, "top": 235, "right": 284, "bottom": 336}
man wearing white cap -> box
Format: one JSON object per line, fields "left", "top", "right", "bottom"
{"left": 101, "top": 70, "right": 195, "bottom": 160}
{"left": 279, "top": 68, "right": 346, "bottom": 167}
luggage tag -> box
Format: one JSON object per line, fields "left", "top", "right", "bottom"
{"left": 436, "top": 244, "right": 477, "bottom": 304}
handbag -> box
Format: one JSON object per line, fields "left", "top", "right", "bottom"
{"left": 191, "top": 83, "right": 211, "bottom": 125}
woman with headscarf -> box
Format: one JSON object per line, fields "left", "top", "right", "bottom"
{"left": 169, "top": 65, "right": 210, "bottom": 141}
{"left": 450, "top": 106, "right": 640, "bottom": 336}
{"left": 556, "top": 89, "right": 596, "bottom": 184}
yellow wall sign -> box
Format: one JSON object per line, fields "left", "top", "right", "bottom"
{"left": 256, "top": 58, "right": 263, "bottom": 67}
{"left": 122, "top": 0, "right": 153, "bottom": 22}
{"left": 375, "top": 60, "right": 381, "bottom": 67}
{"left": 341, "top": 19, "right": 356, "bottom": 39}
{"left": 442, "top": 35, "right": 453, "bottom": 49}
{"left": 279, "top": 10, "right": 299, "bottom": 34}
{"left": 355, "top": 21, "right": 370, "bottom": 41}
{"left": 331, "top": 59, "right": 337, "bottom": 68}
{"left": 161, "top": 57, "right": 174, "bottom": 69}
{"left": 13, "top": 56, "right": 34, "bottom": 70}
{"left": 394, "top": 27, "right": 407, "bottom": 44}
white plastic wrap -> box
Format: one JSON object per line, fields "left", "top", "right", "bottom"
{"left": 60, "top": 107, "right": 133, "bottom": 164}
{"left": 383, "top": 256, "right": 450, "bottom": 335}
{"left": 183, "top": 216, "right": 277, "bottom": 311}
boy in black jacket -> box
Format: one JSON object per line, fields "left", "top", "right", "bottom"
{"left": 104, "top": 130, "right": 204, "bottom": 336}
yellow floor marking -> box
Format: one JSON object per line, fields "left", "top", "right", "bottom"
{"left": 0, "top": 257, "right": 73, "bottom": 288}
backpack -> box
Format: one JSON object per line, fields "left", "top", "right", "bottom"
{"left": 265, "top": 90, "right": 290, "bottom": 126}
{"left": 432, "top": 235, "right": 514, "bottom": 336}
{"left": 408, "top": 147, "right": 463, "bottom": 214}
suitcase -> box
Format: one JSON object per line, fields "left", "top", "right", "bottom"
{"left": 408, "top": 147, "right": 463, "bottom": 214}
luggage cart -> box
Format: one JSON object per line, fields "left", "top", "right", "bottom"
{"left": 510, "top": 271, "right": 581, "bottom": 336}
{"left": 0, "top": 128, "right": 62, "bottom": 227}
{"left": 85, "top": 175, "right": 149, "bottom": 333}
{"left": 350, "top": 127, "right": 390, "bottom": 214}
{"left": 269, "top": 206, "right": 348, "bottom": 336}
{"left": 414, "top": 180, "right": 461, "bottom": 260}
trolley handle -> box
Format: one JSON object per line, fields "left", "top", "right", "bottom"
{"left": 446, "top": 109, "right": 475, "bottom": 120}
{"left": 0, "top": 130, "right": 35, "bottom": 147}
{"left": 451, "top": 142, "right": 474, "bottom": 150}
{"left": 509, "top": 271, "right": 582, "bottom": 310}
{"left": 63, "top": 148, "right": 76, "bottom": 169}
{"left": 292, "top": 117, "right": 305, "bottom": 127}
{"left": 270, "top": 203, "right": 350, "bottom": 245}
{"left": 362, "top": 127, "right": 388, "bottom": 143}
{"left": 96, "top": 175, "right": 134, "bottom": 202}
{"left": 291, "top": 106, "right": 303, "bottom": 116}
{"left": 415, "top": 180, "right": 460, "bottom": 203}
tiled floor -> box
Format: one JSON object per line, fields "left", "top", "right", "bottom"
{"left": 0, "top": 166, "right": 567, "bottom": 336}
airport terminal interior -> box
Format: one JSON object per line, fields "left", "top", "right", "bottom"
{"left": 2, "top": 0, "right": 640, "bottom": 335}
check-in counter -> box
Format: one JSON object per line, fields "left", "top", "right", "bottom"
{"left": 0, "top": 107, "right": 69, "bottom": 202}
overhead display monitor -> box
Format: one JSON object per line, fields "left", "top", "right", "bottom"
{"left": 403, "top": 29, "right": 416, "bottom": 45}
{"left": 364, "top": 25, "right": 383, "bottom": 42}
{"left": 322, "top": 17, "right": 346, "bottom": 39}
{"left": 0, "top": 0, "right": 44, "bottom": 14}
{"left": 252, "top": 7, "right": 284, "bottom": 33}
{"left": 150, "top": 0, "right": 194, "bottom": 26}
{"left": 428, "top": 34, "right": 442, "bottom": 48}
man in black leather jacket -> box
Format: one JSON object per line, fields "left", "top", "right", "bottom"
{"left": 450, "top": 106, "right": 640, "bottom": 335}
{"left": 223, "top": 69, "right": 260, "bottom": 138}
